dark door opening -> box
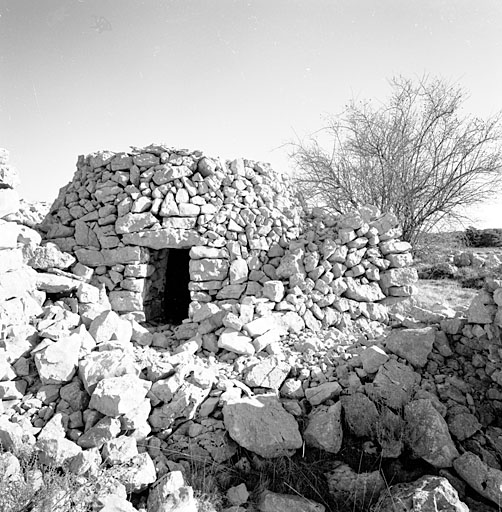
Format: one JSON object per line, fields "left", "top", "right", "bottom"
{"left": 163, "top": 249, "right": 191, "bottom": 324}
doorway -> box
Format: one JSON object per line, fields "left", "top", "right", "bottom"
{"left": 163, "top": 248, "right": 191, "bottom": 324}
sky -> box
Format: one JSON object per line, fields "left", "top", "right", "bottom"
{"left": 1, "top": 0, "right": 501, "bottom": 228}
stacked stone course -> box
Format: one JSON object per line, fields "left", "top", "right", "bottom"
{"left": 41, "top": 144, "right": 417, "bottom": 351}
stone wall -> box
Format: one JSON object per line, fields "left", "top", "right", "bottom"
{"left": 40, "top": 145, "right": 418, "bottom": 348}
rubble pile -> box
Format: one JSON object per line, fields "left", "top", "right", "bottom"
{"left": 2, "top": 145, "right": 502, "bottom": 511}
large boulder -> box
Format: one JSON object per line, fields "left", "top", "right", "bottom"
{"left": 384, "top": 327, "right": 435, "bottom": 368}
{"left": 223, "top": 394, "right": 302, "bottom": 458}
{"left": 404, "top": 399, "right": 459, "bottom": 468}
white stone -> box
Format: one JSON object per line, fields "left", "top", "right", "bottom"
{"left": 89, "top": 375, "right": 151, "bottom": 417}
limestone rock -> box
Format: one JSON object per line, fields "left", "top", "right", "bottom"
{"left": 89, "top": 375, "right": 151, "bottom": 417}
{"left": 305, "top": 381, "right": 342, "bottom": 406}
{"left": 79, "top": 350, "right": 139, "bottom": 393}
{"left": 33, "top": 334, "right": 81, "bottom": 384}
{"left": 115, "top": 212, "right": 158, "bottom": 234}
{"left": 344, "top": 278, "right": 385, "bottom": 302}
{"left": 218, "top": 329, "right": 255, "bottom": 355}
{"left": 37, "top": 413, "right": 82, "bottom": 466}
{"left": 110, "top": 452, "right": 156, "bottom": 493}
{"left": 303, "top": 402, "right": 343, "bottom": 453}
{"left": 325, "top": 463, "right": 385, "bottom": 510}
{"left": 227, "top": 483, "right": 249, "bottom": 506}
{"left": 404, "top": 399, "right": 459, "bottom": 468}
{"left": 147, "top": 471, "right": 197, "bottom": 512}
{"left": 384, "top": 327, "right": 435, "bottom": 368}
{"left": 244, "top": 358, "right": 291, "bottom": 389}
{"left": 0, "top": 416, "right": 36, "bottom": 452}
{"left": 0, "top": 188, "right": 20, "bottom": 218}
{"left": 467, "top": 295, "right": 497, "bottom": 324}
{"left": 148, "top": 382, "right": 211, "bottom": 430}
{"left": 365, "top": 360, "right": 420, "bottom": 410}
{"left": 102, "top": 436, "right": 139, "bottom": 465}
{"left": 258, "top": 490, "right": 325, "bottom": 512}
{"left": 341, "top": 392, "right": 378, "bottom": 437}
{"left": 360, "top": 345, "right": 389, "bottom": 374}
{"left": 223, "top": 394, "right": 303, "bottom": 457}
{"left": 373, "top": 475, "right": 468, "bottom": 512}
{"left": 453, "top": 452, "right": 502, "bottom": 507}
{"left": 448, "top": 412, "right": 482, "bottom": 441}
{"left": 27, "top": 243, "right": 76, "bottom": 270}
{"left": 78, "top": 417, "right": 121, "bottom": 449}
{"left": 262, "top": 280, "right": 285, "bottom": 302}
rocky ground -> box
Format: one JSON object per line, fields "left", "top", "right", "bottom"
{"left": 2, "top": 147, "right": 502, "bottom": 511}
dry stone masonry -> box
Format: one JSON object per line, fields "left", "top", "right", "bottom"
{"left": 40, "top": 145, "right": 418, "bottom": 354}
{"left": 3, "top": 145, "right": 502, "bottom": 511}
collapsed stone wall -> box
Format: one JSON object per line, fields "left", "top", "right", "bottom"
{"left": 40, "top": 145, "right": 417, "bottom": 347}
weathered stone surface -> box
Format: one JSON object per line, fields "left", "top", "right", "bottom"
{"left": 0, "top": 267, "right": 37, "bottom": 301}
{"left": 305, "top": 381, "right": 342, "bottom": 406}
{"left": 453, "top": 452, "right": 502, "bottom": 507}
{"left": 467, "top": 295, "right": 497, "bottom": 324}
{"left": 229, "top": 258, "right": 249, "bottom": 284}
{"left": 344, "top": 278, "right": 385, "bottom": 302}
{"left": 89, "top": 375, "right": 151, "bottom": 417}
{"left": 34, "top": 334, "right": 81, "bottom": 384}
{"left": 115, "top": 212, "right": 158, "bottom": 234}
{"left": 35, "top": 273, "right": 81, "bottom": 293}
{"left": 28, "top": 243, "right": 75, "bottom": 270}
{"left": 77, "top": 417, "right": 121, "bottom": 449}
{"left": 365, "top": 360, "right": 420, "bottom": 410}
{"left": 79, "top": 350, "right": 139, "bottom": 393}
{"left": 341, "top": 392, "right": 378, "bottom": 437}
{"left": 373, "top": 475, "right": 468, "bottom": 512}
{"left": 0, "top": 188, "right": 20, "bottom": 218}
{"left": 218, "top": 329, "right": 255, "bottom": 355}
{"left": 109, "top": 291, "right": 143, "bottom": 312}
{"left": 190, "top": 258, "right": 229, "bottom": 281}
{"left": 404, "top": 399, "right": 459, "bottom": 468}
{"left": 0, "top": 416, "right": 36, "bottom": 452}
{"left": 325, "top": 463, "right": 385, "bottom": 510}
{"left": 123, "top": 229, "right": 204, "bottom": 249}
{"left": 262, "top": 280, "right": 285, "bottom": 302}
{"left": 102, "top": 436, "right": 138, "bottom": 465}
{"left": 360, "top": 345, "right": 389, "bottom": 374}
{"left": 148, "top": 382, "right": 211, "bottom": 430}
{"left": 243, "top": 357, "right": 291, "bottom": 389}
{"left": 223, "top": 394, "right": 303, "bottom": 457}
{"left": 304, "top": 403, "right": 343, "bottom": 453}
{"left": 385, "top": 327, "right": 435, "bottom": 368}
{"left": 447, "top": 412, "right": 482, "bottom": 441}
{"left": 110, "top": 452, "right": 156, "bottom": 493}
{"left": 147, "top": 471, "right": 197, "bottom": 512}
{"left": 380, "top": 267, "right": 418, "bottom": 291}
{"left": 258, "top": 490, "right": 325, "bottom": 512}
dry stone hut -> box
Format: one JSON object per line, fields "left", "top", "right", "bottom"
{"left": 40, "top": 144, "right": 417, "bottom": 347}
